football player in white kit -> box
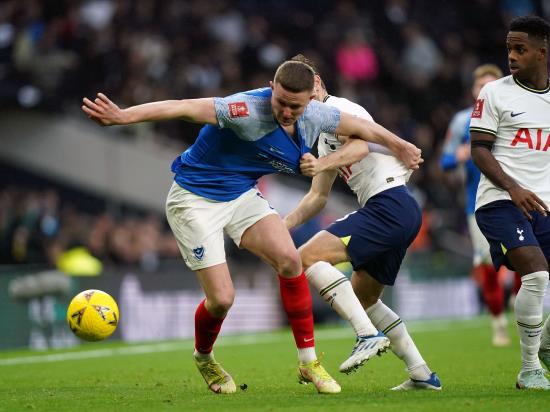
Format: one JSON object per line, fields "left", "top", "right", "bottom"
{"left": 471, "top": 15, "right": 550, "bottom": 390}
{"left": 284, "top": 55, "right": 441, "bottom": 390}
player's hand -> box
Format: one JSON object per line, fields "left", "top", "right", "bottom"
{"left": 397, "top": 141, "right": 423, "bottom": 170}
{"left": 508, "top": 185, "right": 548, "bottom": 220}
{"left": 456, "top": 143, "right": 471, "bottom": 162}
{"left": 300, "top": 153, "right": 321, "bottom": 177}
{"left": 81, "top": 93, "right": 128, "bottom": 126}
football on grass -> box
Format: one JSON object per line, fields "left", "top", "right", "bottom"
{"left": 67, "top": 289, "right": 119, "bottom": 341}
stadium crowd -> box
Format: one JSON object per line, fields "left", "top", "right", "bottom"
{"left": 0, "top": 186, "right": 180, "bottom": 268}
{"left": 1, "top": 0, "right": 549, "bottom": 268}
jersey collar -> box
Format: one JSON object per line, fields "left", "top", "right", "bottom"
{"left": 513, "top": 76, "right": 550, "bottom": 94}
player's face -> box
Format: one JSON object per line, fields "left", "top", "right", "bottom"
{"left": 270, "top": 81, "right": 314, "bottom": 126}
{"left": 471, "top": 74, "right": 498, "bottom": 99}
{"left": 506, "top": 31, "right": 545, "bottom": 79}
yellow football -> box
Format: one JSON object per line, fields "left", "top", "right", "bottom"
{"left": 67, "top": 289, "right": 119, "bottom": 341}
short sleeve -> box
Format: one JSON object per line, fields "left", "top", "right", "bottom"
{"left": 469, "top": 83, "right": 498, "bottom": 137}
{"left": 213, "top": 92, "right": 277, "bottom": 141}
{"left": 307, "top": 101, "right": 341, "bottom": 135}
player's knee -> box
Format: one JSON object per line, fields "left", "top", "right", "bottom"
{"left": 274, "top": 247, "right": 302, "bottom": 277}
{"left": 207, "top": 294, "right": 235, "bottom": 316}
{"left": 360, "top": 294, "right": 380, "bottom": 309}
{"left": 298, "top": 245, "right": 318, "bottom": 271}
{"left": 520, "top": 271, "right": 549, "bottom": 296}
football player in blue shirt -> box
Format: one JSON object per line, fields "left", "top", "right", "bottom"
{"left": 82, "top": 59, "right": 422, "bottom": 394}
{"left": 440, "top": 64, "right": 512, "bottom": 347}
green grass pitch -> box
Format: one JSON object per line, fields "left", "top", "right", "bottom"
{"left": 0, "top": 316, "right": 548, "bottom": 412}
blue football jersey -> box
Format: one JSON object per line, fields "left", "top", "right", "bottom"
{"left": 440, "top": 106, "right": 480, "bottom": 215}
{"left": 171, "top": 87, "right": 340, "bottom": 201}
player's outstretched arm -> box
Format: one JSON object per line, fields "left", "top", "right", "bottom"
{"left": 471, "top": 131, "right": 548, "bottom": 219}
{"left": 300, "top": 138, "right": 369, "bottom": 178}
{"left": 284, "top": 170, "right": 337, "bottom": 230}
{"left": 81, "top": 93, "right": 218, "bottom": 126}
{"left": 335, "top": 111, "right": 423, "bottom": 170}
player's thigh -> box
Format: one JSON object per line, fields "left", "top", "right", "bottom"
{"left": 475, "top": 200, "right": 546, "bottom": 274}
{"left": 506, "top": 246, "right": 548, "bottom": 276}
{"left": 226, "top": 189, "right": 300, "bottom": 274}
{"left": 165, "top": 182, "right": 228, "bottom": 270}
{"left": 299, "top": 230, "right": 351, "bottom": 269}
{"left": 239, "top": 214, "right": 301, "bottom": 275}
{"left": 351, "top": 269, "right": 385, "bottom": 308}
{"left": 195, "top": 262, "right": 235, "bottom": 315}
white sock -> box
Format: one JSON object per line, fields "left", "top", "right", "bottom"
{"left": 541, "top": 314, "right": 550, "bottom": 353}
{"left": 305, "top": 261, "right": 378, "bottom": 336}
{"left": 515, "top": 271, "right": 549, "bottom": 371}
{"left": 366, "top": 299, "right": 431, "bottom": 380}
{"left": 298, "top": 347, "right": 317, "bottom": 364}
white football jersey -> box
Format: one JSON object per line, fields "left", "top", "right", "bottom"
{"left": 318, "top": 95, "right": 411, "bottom": 207}
{"left": 470, "top": 75, "right": 550, "bottom": 210}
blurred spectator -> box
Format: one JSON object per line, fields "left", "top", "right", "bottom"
{"left": 336, "top": 28, "right": 379, "bottom": 84}
{"left": 0, "top": 186, "right": 180, "bottom": 270}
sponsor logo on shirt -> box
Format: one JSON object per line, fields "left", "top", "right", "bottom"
{"left": 510, "top": 111, "right": 526, "bottom": 118}
{"left": 471, "top": 99, "right": 484, "bottom": 118}
{"left": 229, "top": 102, "right": 249, "bottom": 118}
{"left": 511, "top": 128, "right": 550, "bottom": 151}
{"left": 268, "top": 146, "right": 285, "bottom": 156}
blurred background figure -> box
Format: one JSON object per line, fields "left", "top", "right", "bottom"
{"left": 440, "top": 63, "right": 513, "bottom": 347}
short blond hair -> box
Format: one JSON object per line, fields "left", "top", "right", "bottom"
{"left": 473, "top": 64, "right": 503, "bottom": 80}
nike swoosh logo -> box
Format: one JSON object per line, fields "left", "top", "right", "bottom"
{"left": 303, "top": 337, "right": 314, "bottom": 342}
{"left": 511, "top": 111, "right": 526, "bottom": 117}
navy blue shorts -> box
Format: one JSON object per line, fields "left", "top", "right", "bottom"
{"left": 475, "top": 200, "right": 550, "bottom": 270}
{"left": 326, "top": 185, "right": 422, "bottom": 286}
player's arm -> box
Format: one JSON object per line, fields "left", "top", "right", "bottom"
{"left": 284, "top": 169, "right": 338, "bottom": 230}
{"left": 82, "top": 93, "right": 218, "bottom": 126}
{"left": 471, "top": 131, "right": 548, "bottom": 219}
{"left": 299, "top": 137, "right": 369, "bottom": 177}
{"left": 335, "top": 111, "right": 422, "bottom": 170}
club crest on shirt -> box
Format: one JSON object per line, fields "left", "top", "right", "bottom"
{"left": 192, "top": 246, "right": 205, "bottom": 260}
{"left": 471, "top": 99, "right": 484, "bottom": 118}
{"left": 229, "top": 102, "right": 249, "bottom": 118}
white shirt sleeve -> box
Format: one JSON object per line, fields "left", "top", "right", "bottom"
{"left": 469, "top": 83, "right": 499, "bottom": 136}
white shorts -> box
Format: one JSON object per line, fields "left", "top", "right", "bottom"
{"left": 165, "top": 182, "right": 278, "bottom": 271}
{"left": 467, "top": 214, "right": 491, "bottom": 266}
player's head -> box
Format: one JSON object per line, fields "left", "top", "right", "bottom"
{"left": 507, "top": 15, "right": 550, "bottom": 79}
{"left": 471, "top": 64, "right": 502, "bottom": 99}
{"left": 290, "top": 54, "right": 327, "bottom": 101}
{"left": 270, "top": 60, "right": 315, "bottom": 126}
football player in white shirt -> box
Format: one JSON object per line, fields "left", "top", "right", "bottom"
{"left": 470, "top": 15, "right": 550, "bottom": 390}
{"left": 284, "top": 55, "right": 441, "bottom": 391}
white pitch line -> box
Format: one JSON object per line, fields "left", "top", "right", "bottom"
{"left": 0, "top": 318, "right": 486, "bottom": 366}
